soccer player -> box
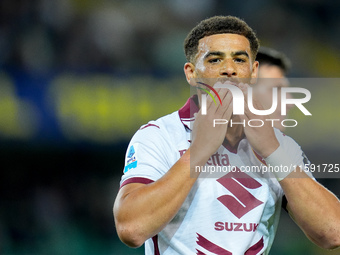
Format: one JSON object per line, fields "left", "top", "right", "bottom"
{"left": 256, "top": 47, "right": 292, "bottom": 131}
{"left": 114, "top": 16, "right": 340, "bottom": 254}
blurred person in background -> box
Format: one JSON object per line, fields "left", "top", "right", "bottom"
{"left": 114, "top": 16, "right": 340, "bottom": 254}
{"left": 256, "top": 47, "right": 293, "bottom": 132}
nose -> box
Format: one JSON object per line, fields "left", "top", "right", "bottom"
{"left": 219, "top": 61, "right": 237, "bottom": 77}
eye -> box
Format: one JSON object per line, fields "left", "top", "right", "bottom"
{"left": 208, "top": 58, "right": 222, "bottom": 63}
{"left": 234, "top": 58, "right": 246, "bottom": 63}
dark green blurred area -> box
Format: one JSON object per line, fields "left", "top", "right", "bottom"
{"left": 0, "top": 72, "right": 189, "bottom": 254}
{"left": 1, "top": 0, "right": 340, "bottom": 254}
{"left": 0, "top": 143, "right": 143, "bottom": 255}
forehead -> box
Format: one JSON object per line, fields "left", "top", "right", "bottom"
{"left": 196, "top": 33, "right": 251, "bottom": 57}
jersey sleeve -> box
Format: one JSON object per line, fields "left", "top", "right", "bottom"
{"left": 120, "top": 122, "right": 174, "bottom": 188}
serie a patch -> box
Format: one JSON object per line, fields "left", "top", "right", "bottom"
{"left": 124, "top": 144, "right": 138, "bottom": 173}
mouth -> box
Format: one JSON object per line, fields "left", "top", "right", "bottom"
{"left": 195, "top": 78, "right": 239, "bottom": 88}
{"left": 216, "top": 77, "right": 245, "bottom": 87}
{"left": 217, "top": 77, "right": 237, "bottom": 83}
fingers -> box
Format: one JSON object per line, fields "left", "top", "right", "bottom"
{"left": 221, "top": 89, "right": 233, "bottom": 120}
{"left": 239, "top": 83, "right": 265, "bottom": 120}
{"left": 203, "top": 86, "right": 232, "bottom": 116}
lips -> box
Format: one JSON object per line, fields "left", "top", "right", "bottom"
{"left": 216, "top": 77, "right": 238, "bottom": 86}
{"left": 216, "top": 78, "right": 252, "bottom": 89}
{"left": 195, "top": 78, "right": 247, "bottom": 89}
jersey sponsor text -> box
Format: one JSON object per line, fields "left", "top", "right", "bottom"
{"left": 214, "top": 221, "right": 259, "bottom": 232}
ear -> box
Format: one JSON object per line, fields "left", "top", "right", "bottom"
{"left": 250, "top": 60, "right": 259, "bottom": 85}
{"left": 251, "top": 60, "right": 259, "bottom": 79}
{"left": 184, "top": 62, "right": 197, "bottom": 86}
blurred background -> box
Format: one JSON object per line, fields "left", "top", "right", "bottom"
{"left": 0, "top": 0, "right": 339, "bottom": 254}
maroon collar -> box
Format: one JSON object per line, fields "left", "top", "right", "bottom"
{"left": 178, "top": 95, "right": 199, "bottom": 130}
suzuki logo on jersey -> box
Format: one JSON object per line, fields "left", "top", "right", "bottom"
{"left": 214, "top": 222, "right": 259, "bottom": 232}
{"left": 217, "top": 169, "right": 263, "bottom": 219}
{"left": 124, "top": 144, "right": 138, "bottom": 173}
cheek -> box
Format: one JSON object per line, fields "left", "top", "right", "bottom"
{"left": 240, "top": 65, "right": 253, "bottom": 75}
{"left": 195, "top": 64, "right": 221, "bottom": 77}
{"left": 194, "top": 61, "right": 207, "bottom": 74}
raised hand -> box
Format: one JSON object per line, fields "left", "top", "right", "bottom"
{"left": 238, "top": 83, "right": 279, "bottom": 158}
{"left": 190, "top": 83, "right": 234, "bottom": 165}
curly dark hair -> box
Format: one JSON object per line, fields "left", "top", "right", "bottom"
{"left": 184, "top": 16, "right": 259, "bottom": 63}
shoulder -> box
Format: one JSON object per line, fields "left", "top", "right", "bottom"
{"left": 121, "top": 111, "right": 187, "bottom": 184}
{"left": 131, "top": 111, "right": 185, "bottom": 145}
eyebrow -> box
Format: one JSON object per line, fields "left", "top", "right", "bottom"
{"left": 231, "top": 51, "right": 249, "bottom": 59}
{"left": 203, "top": 51, "right": 225, "bottom": 59}
{"left": 203, "top": 50, "right": 250, "bottom": 60}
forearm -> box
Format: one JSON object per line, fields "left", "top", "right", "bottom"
{"left": 114, "top": 87, "right": 232, "bottom": 247}
{"left": 114, "top": 148, "right": 205, "bottom": 247}
{"left": 280, "top": 170, "right": 340, "bottom": 249}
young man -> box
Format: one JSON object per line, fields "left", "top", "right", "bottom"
{"left": 256, "top": 47, "right": 292, "bottom": 131}
{"left": 114, "top": 16, "right": 340, "bottom": 254}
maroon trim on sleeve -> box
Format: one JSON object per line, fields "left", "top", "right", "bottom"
{"left": 152, "top": 235, "right": 160, "bottom": 255}
{"left": 120, "top": 177, "right": 154, "bottom": 188}
{"left": 139, "top": 124, "right": 160, "bottom": 130}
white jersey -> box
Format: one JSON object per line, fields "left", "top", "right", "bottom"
{"left": 120, "top": 96, "right": 309, "bottom": 255}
